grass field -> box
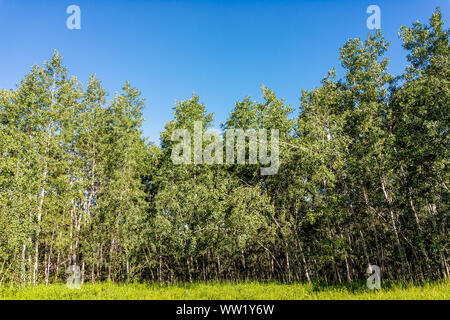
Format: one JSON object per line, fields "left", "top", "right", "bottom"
{"left": 0, "top": 281, "right": 448, "bottom": 300}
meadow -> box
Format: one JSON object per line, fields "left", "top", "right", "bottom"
{"left": 0, "top": 281, "right": 448, "bottom": 300}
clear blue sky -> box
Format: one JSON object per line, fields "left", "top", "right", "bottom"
{"left": 0, "top": 0, "right": 448, "bottom": 143}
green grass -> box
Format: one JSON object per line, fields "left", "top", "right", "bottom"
{"left": 0, "top": 281, "right": 448, "bottom": 300}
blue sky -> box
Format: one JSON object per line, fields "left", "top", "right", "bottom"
{"left": 0, "top": 0, "right": 448, "bottom": 143}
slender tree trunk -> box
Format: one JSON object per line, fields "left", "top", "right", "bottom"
{"left": 380, "top": 177, "right": 409, "bottom": 278}
{"left": 34, "top": 165, "right": 48, "bottom": 286}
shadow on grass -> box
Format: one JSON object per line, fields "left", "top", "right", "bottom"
{"left": 309, "top": 278, "right": 440, "bottom": 294}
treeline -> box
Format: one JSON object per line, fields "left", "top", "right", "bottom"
{"left": 0, "top": 9, "right": 448, "bottom": 285}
